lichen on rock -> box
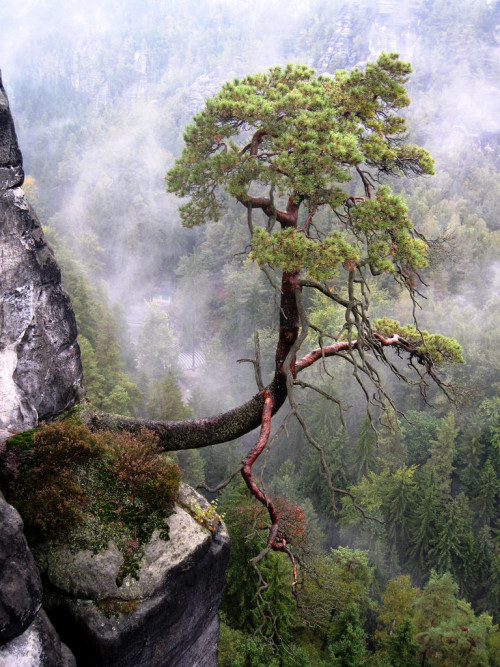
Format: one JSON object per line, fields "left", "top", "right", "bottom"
{"left": 40, "top": 485, "right": 229, "bottom": 667}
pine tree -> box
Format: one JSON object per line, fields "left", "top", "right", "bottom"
{"left": 352, "top": 416, "right": 377, "bottom": 481}
{"left": 381, "top": 618, "right": 420, "bottom": 667}
{"left": 328, "top": 603, "right": 368, "bottom": 667}
{"left": 409, "top": 470, "right": 441, "bottom": 572}
{"left": 425, "top": 413, "right": 457, "bottom": 498}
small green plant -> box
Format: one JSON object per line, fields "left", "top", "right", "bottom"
{"left": 5, "top": 421, "right": 181, "bottom": 586}
{"left": 190, "top": 500, "right": 223, "bottom": 533}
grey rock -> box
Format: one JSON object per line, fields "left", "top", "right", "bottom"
{"left": 0, "top": 76, "right": 83, "bottom": 432}
{"left": 0, "top": 496, "right": 42, "bottom": 644}
{"left": 42, "top": 504, "right": 213, "bottom": 601}
{"left": 0, "top": 609, "right": 76, "bottom": 667}
{"left": 0, "top": 71, "right": 24, "bottom": 192}
{"left": 42, "top": 487, "right": 230, "bottom": 666}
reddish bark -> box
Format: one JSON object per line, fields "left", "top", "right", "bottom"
{"left": 238, "top": 194, "right": 300, "bottom": 226}
{"left": 240, "top": 388, "right": 299, "bottom": 589}
{"left": 295, "top": 333, "right": 408, "bottom": 371}
{"left": 241, "top": 389, "right": 278, "bottom": 543}
{"left": 275, "top": 271, "right": 301, "bottom": 377}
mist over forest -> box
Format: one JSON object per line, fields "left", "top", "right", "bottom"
{"left": 1, "top": 0, "right": 500, "bottom": 664}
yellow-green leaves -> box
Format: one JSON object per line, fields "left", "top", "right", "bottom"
{"left": 250, "top": 227, "right": 359, "bottom": 280}
{"left": 166, "top": 54, "right": 433, "bottom": 227}
{"left": 350, "top": 186, "right": 428, "bottom": 273}
{"left": 373, "top": 318, "right": 465, "bottom": 364}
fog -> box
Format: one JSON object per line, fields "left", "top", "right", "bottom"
{"left": 0, "top": 0, "right": 499, "bottom": 413}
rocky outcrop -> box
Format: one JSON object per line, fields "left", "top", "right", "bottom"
{"left": 0, "top": 70, "right": 82, "bottom": 434}
{"left": 0, "top": 78, "right": 23, "bottom": 191}
{"left": 38, "top": 485, "right": 230, "bottom": 667}
{"left": 0, "top": 71, "right": 81, "bottom": 659}
{"left": 0, "top": 609, "right": 76, "bottom": 667}
{"left": 0, "top": 494, "right": 75, "bottom": 666}
{"left": 0, "top": 493, "right": 42, "bottom": 643}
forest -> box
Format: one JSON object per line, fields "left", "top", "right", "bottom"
{"left": 1, "top": 0, "right": 500, "bottom": 664}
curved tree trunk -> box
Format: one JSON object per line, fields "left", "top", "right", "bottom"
{"left": 80, "top": 379, "right": 281, "bottom": 452}
{"left": 81, "top": 271, "right": 301, "bottom": 452}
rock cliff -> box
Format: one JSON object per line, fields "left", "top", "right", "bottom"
{"left": 0, "top": 71, "right": 229, "bottom": 666}
{"left": 0, "top": 493, "right": 75, "bottom": 666}
{"left": 0, "top": 69, "right": 83, "bottom": 434}
{"left": 39, "top": 485, "right": 230, "bottom": 667}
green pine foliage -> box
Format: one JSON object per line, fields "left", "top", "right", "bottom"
{"left": 328, "top": 603, "right": 369, "bottom": 667}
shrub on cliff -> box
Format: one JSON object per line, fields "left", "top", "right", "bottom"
{"left": 5, "top": 421, "right": 181, "bottom": 583}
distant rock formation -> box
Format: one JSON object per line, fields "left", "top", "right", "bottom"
{"left": 0, "top": 69, "right": 82, "bottom": 434}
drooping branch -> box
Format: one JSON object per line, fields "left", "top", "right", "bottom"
{"left": 295, "top": 333, "right": 406, "bottom": 371}
{"left": 240, "top": 389, "right": 299, "bottom": 590}
{"left": 241, "top": 390, "right": 276, "bottom": 538}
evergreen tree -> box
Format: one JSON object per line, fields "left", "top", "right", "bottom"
{"left": 383, "top": 465, "right": 417, "bottom": 555}
{"left": 409, "top": 470, "right": 442, "bottom": 572}
{"left": 474, "top": 459, "right": 499, "bottom": 526}
{"left": 427, "top": 493, "right": 476, "bottom": 592}
{"left": 146, "top": 373, "right": 191, "bottom": 420}
{"left": 137, "top": 301, "right": 179, "bottom": 384}
{"left": 352, "top": 417, "right": 377, "bottom": 481}
{"left": 414, "top": 572, "right": 498, "bottom": 667}
{"left": 328, "top": 603, "right": 368, "bottom": 667}
{"left": 425, "top": 413, "right": 457, "bottom": 498}
{"left": 380, "top": 618, "right": 420, "bottom": 667}
{"left": 375, "top": 575, "right": 420, "bottom": 646}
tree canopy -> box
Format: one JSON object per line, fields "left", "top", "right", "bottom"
{"left": 166, "top": 54, "right": 437, "bottom": 283}
{"left": 65, "top": 53, "right": 464, "bottom": 594}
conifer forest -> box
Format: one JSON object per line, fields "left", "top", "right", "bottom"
{"left": 1, "top": 0, "right": 500, "bottom": 664}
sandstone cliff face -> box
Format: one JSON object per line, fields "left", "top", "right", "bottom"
{"left": 38, "top": 485, "right": 230, "bottom": 667}
{"left": 0, "top": 494, "right": 75, "bottom": 666}
{"left": 0, "top": 70, "right": 82, "bottom": 434}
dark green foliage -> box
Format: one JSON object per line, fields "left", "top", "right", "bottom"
{"left": 352, "top": 417, "right": 377, "bottom": 481}
{"left": 218, "top": 622, "right": 281, "bottom": 667}
{"left": 402, "top": 411, "right": 442, "bottom": 467}
{"left": 408, "top": 472, "right": 442, "bottom": 571}
{"left": 138, "top": 302, "right": 180, "bottom": 385}
{"left": 380, "top": 618, "right": 420, "bottom": 667}
{"left": 220, "top": 484, "right": 299, "bottom": 637}
{"left": 414, "top": 572, "right": 497, "bottom": 667}
{"left": 425, "top": 413, "right": 457, "bottom": 498}
{"left": 146, "top": 373, "right": 191, "bottom": 420}
{"left": 328, "top": 603, "right": 368, "bottom": 667}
